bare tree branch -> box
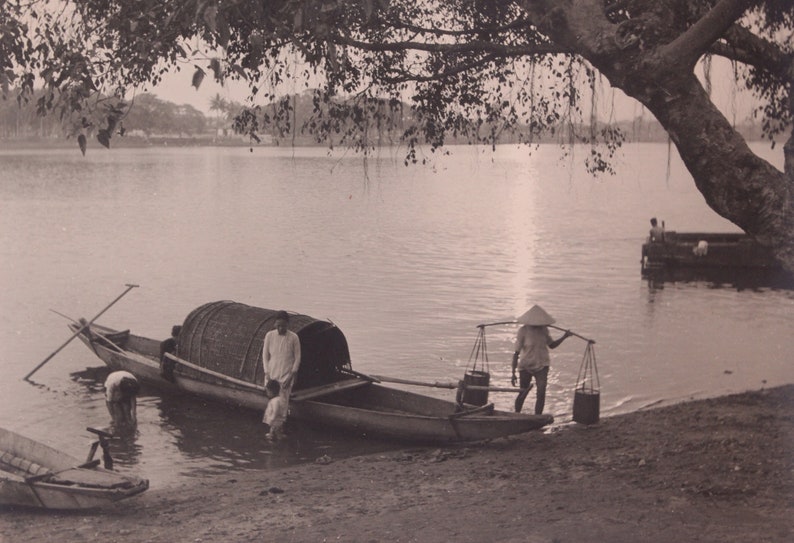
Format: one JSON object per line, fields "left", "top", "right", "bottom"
{"left": 660, "top": 0, "right": 759, "bottom": 67}
{"left": 710, "top": 24, "right": 794, "bottom": 81}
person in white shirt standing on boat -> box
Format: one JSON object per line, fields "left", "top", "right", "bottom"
{"left": 104, "top": 370, "right": 140, "bottom": 431}
{"left": 511, "top": 305, "right": 572, "bottom": 415}
{"left": 261, "top": 310, "right": 302, "bottom": 437}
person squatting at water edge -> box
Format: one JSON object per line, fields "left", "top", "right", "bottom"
{"left": 104, "top": 370, "right": 140, "bottom": 431}
{"left": 511, "top": 305, "right": 572, "bottom": 414}
{"left": 261, "top": 310, "right": 302, "bottom": 438}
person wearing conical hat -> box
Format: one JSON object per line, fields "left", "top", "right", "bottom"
{"left": 511, "top": 305, "right": 572, "bottom": 414}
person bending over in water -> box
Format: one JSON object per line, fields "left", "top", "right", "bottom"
{"left": 104, "top": 370, "right": 140, "bottom": 430}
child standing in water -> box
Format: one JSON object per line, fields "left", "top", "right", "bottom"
{"left": 263, "top": 379, "right": 287, "bottom": 441}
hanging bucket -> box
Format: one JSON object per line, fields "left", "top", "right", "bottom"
{"left": 573, "top": 389, "right": 600, "bottom": 425}
{"left": 458, "top": 326, "right": 491, "bottom": 406}
{"left": 458, "top": 370, "right": 490, "bottom": 406}
{"left": 572, "top": 341, "right": 600, "bottom": 425}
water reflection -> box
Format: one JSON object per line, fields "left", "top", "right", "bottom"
{"left": 4, "top": 144, "right": 792, "bottom": 486}
{"left": 104, "top": 430, "right": 144, "bottom": 471}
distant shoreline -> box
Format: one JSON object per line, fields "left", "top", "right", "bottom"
{"left": 0, "top": 134, "right": 777, "bottom": 153}
{"left": 0, "top": 135, "right": 270, "bottom": 151}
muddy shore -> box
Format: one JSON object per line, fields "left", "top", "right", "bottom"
{"left": 2, "top": 385, "right": 792, "bottom": 543}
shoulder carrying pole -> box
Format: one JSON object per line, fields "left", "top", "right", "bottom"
{"left": 548, "top": 324, "right": 595, "bottom": 344}
{"left": 23, "top": 284, "right": 139, "bottom": 382}
{"left": 478, "top": 321, "right": 595, "bottom": 344}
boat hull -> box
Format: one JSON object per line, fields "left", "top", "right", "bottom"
{"left": 0, "top": 428, "right": 148, "bottom": 510}
{"left": 291, "top": 385, "right": 552, "bottom": 443}
{"left": 641, "top": 232, "right": 782, "bottom": 272}
{"left": 72, "top": 324, "right": 552, "bottom": 443}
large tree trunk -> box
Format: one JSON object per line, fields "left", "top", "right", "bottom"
{"left": 524, "top": 0, "right": 794, "bottom": 272}
{"left": 623, "top": 72, "right": 794, "bottom": 272}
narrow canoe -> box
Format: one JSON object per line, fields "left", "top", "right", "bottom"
{"left": 70, "top": 320, "right": 553, "bottom": 443}
{"left": 0, "top": 427, "right": 148, "bottom": 509}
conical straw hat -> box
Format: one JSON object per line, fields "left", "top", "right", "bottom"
{"left": 516, "top": 305, "right": 556, "bottom": 326}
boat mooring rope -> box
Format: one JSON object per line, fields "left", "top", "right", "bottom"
{"left": 575, "top": 341, "right": 600, "bottom": 394}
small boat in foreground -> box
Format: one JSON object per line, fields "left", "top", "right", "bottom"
{"left": 70, "top": 301, "right": 552, "bottom": 443}
{"left": 0, "top": 428, "right": 148, "bottom": 509}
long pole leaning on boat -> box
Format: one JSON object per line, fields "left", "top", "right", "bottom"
{"left": 368, "top": 374, "right": 519, "bottom": 393}
{"left": 23, "top": 284, "right": 139, "bottom": 382}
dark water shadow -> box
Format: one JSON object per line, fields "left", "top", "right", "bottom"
{"left": 69, "top": 367, "right": 403, "bottom": 477}
{"left": 643, "top": 267, "right": 794, "bottom": 292}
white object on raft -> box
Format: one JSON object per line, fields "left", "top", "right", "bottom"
{"left": 693, "top": 240, "right": 709, "bottom": 256}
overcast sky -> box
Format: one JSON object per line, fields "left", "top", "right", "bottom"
{"left": 150, "top": 56, "right": 761, "bottom": 126}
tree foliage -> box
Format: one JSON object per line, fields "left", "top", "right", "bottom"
{"left": 122, "top": 93, "right": 207, "bottom": 136}
{"left": 1, "top": 0, "right": 793, "bottom": 267}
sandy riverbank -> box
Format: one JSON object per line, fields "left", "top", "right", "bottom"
{"left": 2, "top": 385, "right": 792, "bottom": 543}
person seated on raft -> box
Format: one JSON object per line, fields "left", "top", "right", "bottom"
{"left": 649, "top": 217, "right": 665, "bottom": 243}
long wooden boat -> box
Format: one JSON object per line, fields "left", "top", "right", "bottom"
{"left": 69, "top": 301, "right": 552, "bottom": 443}
{"left": 0, "top": 427, "right": 148, "bottom": 509}
{"left": 641, "top": 231, "right": 782, "bottom": 273}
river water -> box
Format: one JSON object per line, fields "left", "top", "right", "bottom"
{"left": 1, "top": 142, "right": 792, "bottom": 488}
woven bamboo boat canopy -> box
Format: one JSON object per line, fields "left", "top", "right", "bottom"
{"left": 175, "top": 301, "right": 351, "bottom": 390}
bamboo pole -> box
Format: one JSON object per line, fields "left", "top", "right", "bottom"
{"left": 23, "top": 284, "right": 139, "bottom": 381}
{"left": 50, "top": 310, "right": 127, "bottom": 352}
{"left": 165, "top": 353, "right": 265, "bottom": 392}
{"left": 478, "top": 321, "right": 595, "bottom": 344}
{"left": 548, "top": 324, "right": 596, "bottom": 344}
{"left": 369, "top": 374, "right": 517, "bottom": 393}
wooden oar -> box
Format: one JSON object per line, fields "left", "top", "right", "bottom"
{"left": 370, "top": 374, "right": 458, "bottom": 389}
{"left": 165, "top": 353, "right": 265, "bottom": 392}
{"left": 340, "top": 368, "right": 381, "bottom": 383}
{"left": 51, "top": 310, "right": 127, "bottom": 352}
{"left": 23, "top": 284, "right": 139, "bottom": 381}
{"left": 83, "top": 328, "right": 126, "bottom": 353}
{"left": 290, "top": 379, "right": 371, "bottom": 401}
{"left": 449, "top": 403, "right": 495, "bottom": 419}
{"left": 369, "top": 374, "right": 517, "bottom": 393}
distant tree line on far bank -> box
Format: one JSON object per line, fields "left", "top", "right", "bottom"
{"left": 0, "top": 91, "right": 208, "bottom": 143}
{"left": 0, "top": 88, "right": 775, "bottom": 148}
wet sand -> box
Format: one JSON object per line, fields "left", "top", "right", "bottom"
{"left": 2, "top": 385, "right": 792, "bottom": 543}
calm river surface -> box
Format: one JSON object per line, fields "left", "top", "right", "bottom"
{"left": 1, "top": 142, "right": 792, "bottom": 488}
